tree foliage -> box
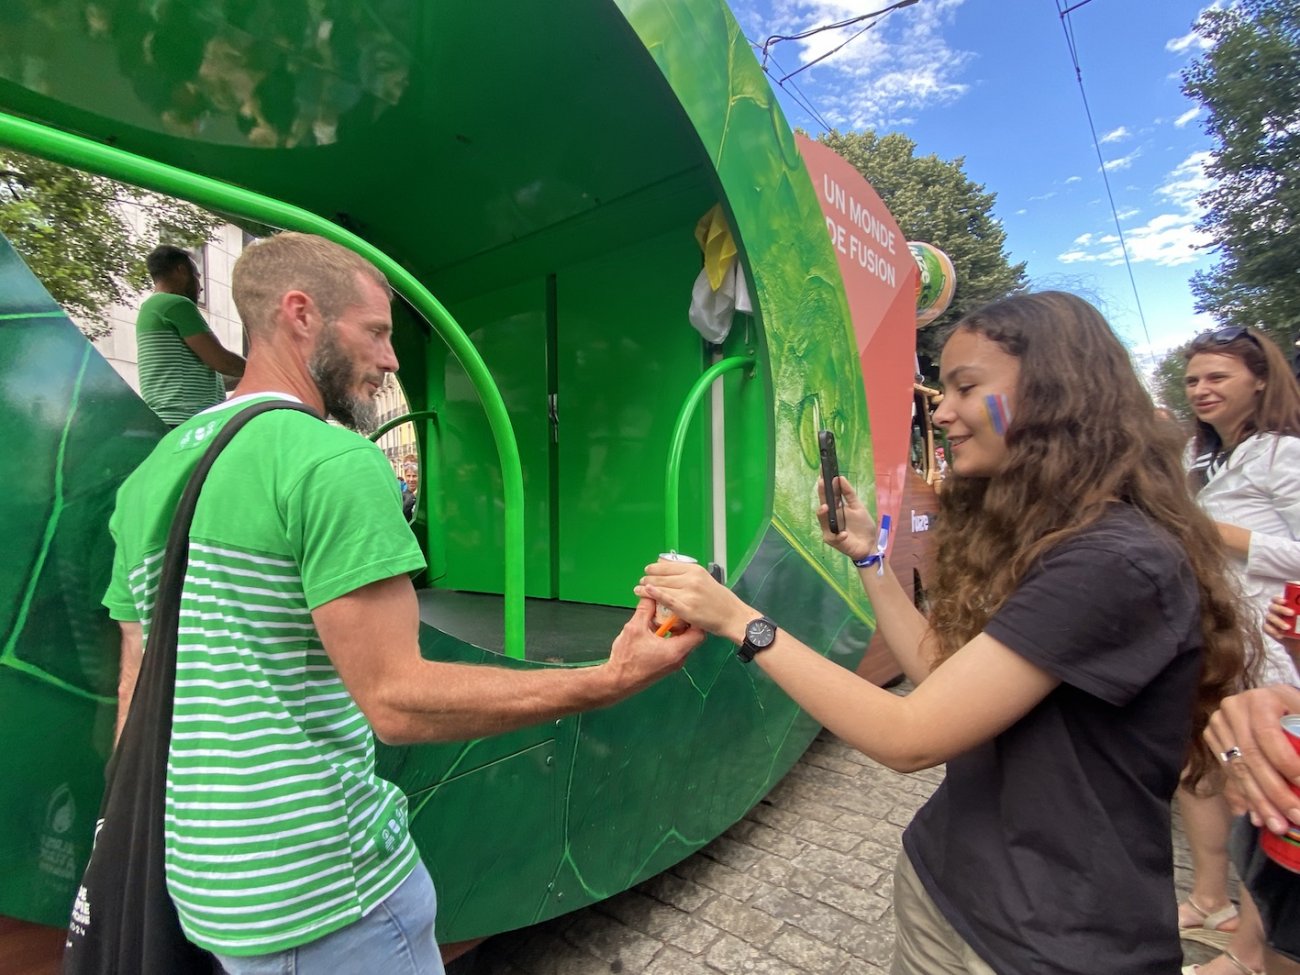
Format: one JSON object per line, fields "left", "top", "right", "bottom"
{"left": 817, "top": 129, "right": 1029, "bottom": 368}
{"left": 1152, "top": 343, "right": 1194, "bottom": 424}
{"left": 1182, "top": 0, "right": 1300, "bottom": 352}
{"left": 0, "top": 151, "right": 223, "bottom": 339}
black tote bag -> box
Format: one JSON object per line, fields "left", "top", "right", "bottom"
{"left": 63, "top": 400, "right": 319, "bottom": 975}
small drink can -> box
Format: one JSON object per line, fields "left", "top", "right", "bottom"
{"left": 1259, "top": 714, "right": 1300, "bottom": 872}
{"left": 1284, "top": 581, "right": 1300, "bottom": 635}
{"left": 654, "top": 552, "right": 697, "bottom": 627}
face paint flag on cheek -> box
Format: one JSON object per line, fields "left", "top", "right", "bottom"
{"left": 985, "top": 393, "right": 1012, "bottom": 436}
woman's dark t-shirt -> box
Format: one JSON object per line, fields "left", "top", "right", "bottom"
{"left": 902, "top": 505, "right": 1203, "bottom": 975}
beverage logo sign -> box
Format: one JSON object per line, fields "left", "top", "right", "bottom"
{"left": 39, "top": 783, "right": 78, "bottom": 881}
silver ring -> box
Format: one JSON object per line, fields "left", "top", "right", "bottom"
{"left": 1219, "top": 746, "right": 1244, "bottom": 763}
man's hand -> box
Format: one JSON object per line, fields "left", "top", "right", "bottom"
{"left": 1205, "top": 685, "right": 1300, "bottom": 835}
{"left": 817, "top": 475, "right": 876, "bottom": 562}
{"left": 601, "top": 598, "right": 707, "bottom": 698}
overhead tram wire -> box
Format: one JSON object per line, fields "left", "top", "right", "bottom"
{"left": 750, "top": 0, "right": 922, "bottom": 134}
{"left": 1054, "top": 0, "right": 1156, "bottom": 364}
{"left": 764, "top": 51, "right": 836, "bottom": 132}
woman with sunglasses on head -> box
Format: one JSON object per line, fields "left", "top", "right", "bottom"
{"left": 640, "top": 292, "right": 1249, "bottom": 975}
{"left": 1176, "top": 325, "right": 1300, "bottom": 975}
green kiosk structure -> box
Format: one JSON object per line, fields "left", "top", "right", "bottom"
{"left": 0, "top": 0, "right": 919, "bottom": 946}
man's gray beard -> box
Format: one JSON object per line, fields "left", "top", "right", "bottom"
{"left": 308, "top": 328, "right": 380, "bottom": 435}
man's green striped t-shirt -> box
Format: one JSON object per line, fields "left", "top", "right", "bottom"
{"left": 103, "top": 394, "right": 427, "bottom": 956}
{"left": 135, "top": 292, "right": 227, "bottom": 425}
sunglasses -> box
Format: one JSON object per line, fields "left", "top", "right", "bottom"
{"left": 1193, "top": 325, "right": 1261, "bottom": 348}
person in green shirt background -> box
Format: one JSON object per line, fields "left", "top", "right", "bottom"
{"left": 136, "top": 244, "right": 246, "bottom": 426}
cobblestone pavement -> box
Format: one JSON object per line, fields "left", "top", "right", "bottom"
{"left": 453, "top": 723, "right": 1223, "bottom": 975}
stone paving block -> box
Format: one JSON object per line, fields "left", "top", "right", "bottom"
{"left": 815, "top": 875, "right": 892, "bottom": 923}
{"left": 705, "top": 933, "right": 818, "bottom": 975}
{"left": 801, "top": 748, "right": 866, "bottom": 777}
{"left": 788, "top": 815, "right": 865, "bottom": 853}
{"left": 595, "top": 888, "right": 720, "bottom": 952}
{"left": 838, "top": 912, "right": 899, "bottom": 968}
{"left": 884, "top": 801, "right": 922, "bottom": 829}
{"left": 744, "top": 799, "right": 804, "bottom": 832}
{"left": 732, "top": 819, "right": 810, "bottom": 859}
{"left": 853, "top": 836, "right": 905, "bottom": 870}
{"left": 640, "top": 871, "right": 715, "bottom": 913}
{"left": 696, "top": 894, "right": 784, "bottom": 944}
{"left": 750, "top": 885, "right": 864, "bottom": 951}
{"left": 749, "top": 854, "right": 828, "bottom": 899}
{"left": 643, "top": 946, "right": 714, "bottom": 975}
{"left": 562, "top": 914, "right": 663, "bottom": 972}
{"left": 765, "top": 777, "right": 844, "bottom": 814}
{"left": 700, "top": 834, "right": 766, "bottom": 872}
{"left": 833, "top": 809, "right": 906, "bottom": 846}
{"left": 673, "top": 853, "right": 767, "bottom": 901}
{"left": 703, "top": 931, "right": 759, "bottom": 972}
{"left": 768, "top": 926, "right": 858, "bottom": 972}
{"left": 824, "top": 784, "right": 896, "bottom": 819}
{"left": 484, "top": 929, "right": 608, "bottom": 975}
{"left": 793, "top": 844, "right": 885, "bottom": 887}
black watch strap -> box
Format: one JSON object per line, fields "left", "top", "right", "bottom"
{"left": 737, "top": 616, "right": 778, "bottom": 663}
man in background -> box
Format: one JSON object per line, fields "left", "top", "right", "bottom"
{"left": 136, "top": 244, "right": 246, "bottom": 426}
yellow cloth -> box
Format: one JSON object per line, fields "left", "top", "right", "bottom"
{"left": 694, "top": 203, "right": 738, "bottom": 291}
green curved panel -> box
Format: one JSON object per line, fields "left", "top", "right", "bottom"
{"left": 0, "top": 231, "right": 163, "bottom": 923}
{"left": 617, "top": 0, "right": 874, "bottom": 619}
{"left": 0, "top": 0, "right": 885, "bottom": 942}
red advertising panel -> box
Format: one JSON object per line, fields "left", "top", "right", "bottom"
{"left": 796, "top": 135, "right": 918, "bottom": 540}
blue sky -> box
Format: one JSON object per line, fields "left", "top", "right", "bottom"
{"left": 729, "top": 0, "right": 1220, "bottom": 370}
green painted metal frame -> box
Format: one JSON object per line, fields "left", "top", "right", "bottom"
{"left": 0, "top": 111, "right": 529, "bottom": 659}
{"left": 370, "top": 408, "right": 439, "bottom": 443}
{"left": 663, "top": 355, "right": 754, "bottom": 551}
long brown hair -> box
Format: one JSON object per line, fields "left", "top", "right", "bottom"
{"left": 928, "top": 292, "right": 1249, "bottom": 787}
{"left": 1185, "top": 326, "right": 1300, "bottom": 457}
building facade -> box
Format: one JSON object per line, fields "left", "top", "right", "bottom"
{"left": 89, "top": 222, "right": 416, "bottom": 475}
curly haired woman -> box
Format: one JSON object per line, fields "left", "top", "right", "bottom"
{"left": 638, "top": 292, "right": 1250, "bottom": 975}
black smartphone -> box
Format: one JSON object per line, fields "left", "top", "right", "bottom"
{"left": 818, "top": 429, "right": 842, "bottom": 534}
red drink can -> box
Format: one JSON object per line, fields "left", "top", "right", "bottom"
{"left": 1284, "top": 581, "right": 1300, "bottom": 635}
{"left": 1259, "top": 714, "right": 1300, "bottom": 871}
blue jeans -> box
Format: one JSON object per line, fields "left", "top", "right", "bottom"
{"left": 213, "top": 862, "right": 446, "bottom": 975}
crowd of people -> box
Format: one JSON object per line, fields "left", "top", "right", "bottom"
{"left": 98, "top": 234, "right": 1300, "bottom": 975}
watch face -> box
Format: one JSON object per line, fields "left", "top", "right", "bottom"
{"left": 746, "top": 618, "right": 776, "bottom": 649}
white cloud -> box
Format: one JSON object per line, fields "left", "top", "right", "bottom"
{"left": 1102, "top": 149, "right": 1142, "bottom": 172}
{"left": 1057, "top": 152, "right": 1212, "bottom": 268}
{"left": 1065, "top": 175, "right": 1082, "bottom": 184}
{"left": 1015, "top": 208, "right": 1027, "bottom": 215}
{"left": 740, "top": 0, "right": 971, "bottom": 130}
{"left": 1175, "top": 107, "right": 1201, "bottom": 128}
{"left": 1116, "top": 207, "right": 1140, "bottom": 221}
{"left": 1100, "top": 126, "right": 1130, "bottom": 144}
{"left": 1029, "top": 191, "right": 1056, "bottom": 202}
{"left": 1166, "top": 3, "right": 1222, "bottom": 55}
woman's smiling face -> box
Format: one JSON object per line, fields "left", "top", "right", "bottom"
{"left": 1185, "top": 351, "right": 1264, "bottom": 446}
{"left": 934, "top": 328, "right": 1021, "bottom": 479}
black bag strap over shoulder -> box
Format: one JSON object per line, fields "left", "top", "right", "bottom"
{"left": 64, "top": 399, "right": 320, "bottom": 975}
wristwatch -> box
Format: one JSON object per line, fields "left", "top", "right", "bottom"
{"left": 737, "top": 616, "right": 778, "bottom": 662}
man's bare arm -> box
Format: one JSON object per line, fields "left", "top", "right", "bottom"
{"left": 183, "top": 331, "right": 246, "bottom": 377}
{"left": 115, "top": 621, "right": 143, "bottom": 745}
{"left": 312, "top": 575, "right": 704, "bottom": 745}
